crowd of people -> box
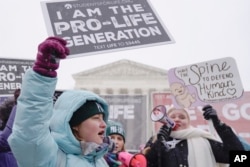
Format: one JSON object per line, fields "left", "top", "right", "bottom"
{"left": 0, "top": 36, "right": 248, "bottom": 167}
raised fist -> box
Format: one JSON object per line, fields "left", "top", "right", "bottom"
{"left": 33, "top": 36, "right": 70, "bottom": 77}
{"left": 202, "top": 105, "right": 219, "bottom": 122}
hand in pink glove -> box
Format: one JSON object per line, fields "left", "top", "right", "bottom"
{"left": 33, "top": 36, "right": 70, "bottom": 77}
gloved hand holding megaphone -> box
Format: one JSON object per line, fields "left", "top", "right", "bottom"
{"left": 150, "top": 105, "right": 176, "bottom": 150}
{"left": 104, "top": 120, "right": 147, "bottom": 167}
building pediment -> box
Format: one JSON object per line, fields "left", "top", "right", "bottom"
{"left": 72, "top": 59, "right": 167, "bottom": 79}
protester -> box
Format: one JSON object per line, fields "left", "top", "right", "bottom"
{"left": 104, "top": 120, "right": 126, "bottom": 167}
{"left": 8, "top": 36, "right": 111, "bottom": 167}
{"left": 105, "top": 120, "right": 147, "bottom": 167}
{"left": 0, "top": 89, "right": 20, "bottom": 167}
{"left": 142, "top": 105, "right": 244, "bottom": 167}
{"left": 106, "top": 120, "right": 126, "bottom": 153}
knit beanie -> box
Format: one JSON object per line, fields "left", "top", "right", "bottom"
{"left": 106, "top": 120, "right": 126, "bottom": 142}
{"left": 69, "top": 100, "right": 105, "bottom": 127}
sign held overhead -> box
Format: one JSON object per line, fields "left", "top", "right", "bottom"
{"left": 168, "top": 57, "right": 244, "bottom": 108}
{"left": 41, "top": 0, "right": 175, "bottom": 58}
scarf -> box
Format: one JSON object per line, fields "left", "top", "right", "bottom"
{"left": 80, "top": 141, "right": 109, "bottom": 156}
{"left": 170, "top": 126, "right": 229, "bottom": 167}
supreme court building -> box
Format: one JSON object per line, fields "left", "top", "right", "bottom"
{"left": 72, "top": 59, "right": 170, "bottom": 151}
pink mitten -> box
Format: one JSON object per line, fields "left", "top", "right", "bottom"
{"left": 33, "top": 36, "right": 70, "bottom": 77}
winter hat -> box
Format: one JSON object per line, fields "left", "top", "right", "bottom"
{"left": 106, "top": 120, "right": 126, "bottom": 142}
{"left": 69, "top": 100, "right": 105, "bottom": 127}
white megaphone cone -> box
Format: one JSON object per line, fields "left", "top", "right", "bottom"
{"left": 117, "top": 151, "right": 147, "bottom": 167}
{"left": 150, "top": 105, "right": 176, "bottom": 129}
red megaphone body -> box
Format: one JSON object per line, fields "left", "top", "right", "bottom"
{"left": 117, "top": 151, "right": 147, "bottom": 167}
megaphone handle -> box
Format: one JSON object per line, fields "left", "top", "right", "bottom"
{"left": 157, "top": 125, "right": 172, "bottom": 143}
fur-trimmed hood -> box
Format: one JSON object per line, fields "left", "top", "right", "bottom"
{"left": 50, "top": 90, "right": 109, "bottom": 155}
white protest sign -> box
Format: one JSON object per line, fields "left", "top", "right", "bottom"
{"left": 168, "top": 57, "right": 244, "bottom": 108}
{"left": 41, "top": 0, "right": 174, "bottom": 58}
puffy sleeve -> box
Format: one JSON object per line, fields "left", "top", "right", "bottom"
{"left": 8, "top": 69, "right": 58, "bottom": 167}
{"left": 209, "top": 121, "right": 244, "bottom": 163}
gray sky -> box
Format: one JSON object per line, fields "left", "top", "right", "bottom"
{"left": 1, "top": 0, "right": 249, "bottom": 90}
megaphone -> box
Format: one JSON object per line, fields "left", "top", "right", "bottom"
{"left": 150, "top": 105, "right": 175, "bottom": 129}
{"left": 117, "top": 151, "right": 147, "bottom": 167}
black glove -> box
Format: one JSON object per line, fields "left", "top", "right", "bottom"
{"left": 202, "top": 105, "right": 220, "bottom": 124}
{"left": 157, "top": 124, "right": 172, "bottom": 151}
{"left": 157, "top": 124, "right": 171, "bottom": 141}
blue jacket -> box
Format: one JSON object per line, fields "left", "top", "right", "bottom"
{"left": 238, "top": 135, "right": 250, "bottom": 151}
{"left": 8, "top": 69, "right": 109, "bottom": 167}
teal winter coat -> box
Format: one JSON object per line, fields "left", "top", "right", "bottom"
{"left": 8, "top": 69, "right": 109, "bottom": 167}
